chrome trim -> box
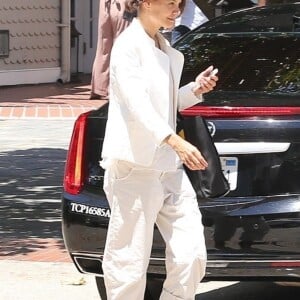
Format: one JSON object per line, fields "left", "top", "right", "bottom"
{"left": 72, "top": 253, "right": 104, "bottom": 276}
{"left": 72, "top": 252, "right": 300, "bottom": 266}
{"left": 71, "top": 252, "right": 300, "bottom": 279}
{"left": 215, "top": 142, "right": 290, "bottom": 154}
{"left": 72, "top": 252, "right": 103, "bottom": 259}
{"left": 207, "top": 259, "right": 300, "bottom": 265}
{"left": 207, "top": 121, "right": 216, "bottom": 137}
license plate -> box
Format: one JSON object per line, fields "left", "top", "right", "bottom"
{"left": 220, "top": 157, "right": 238, "bottom": 191}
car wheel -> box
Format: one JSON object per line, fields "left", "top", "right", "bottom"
{"left": 144, "top": 277, "right": 164, "bottom": 300}
{"left": 95, "top": 275, "right": 164, "bottom": 300}
{"left": 95, "top": 276, "right": 107, "bottom": 300}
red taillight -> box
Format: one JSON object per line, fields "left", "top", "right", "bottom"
{"left": 63, "top": 112, "right": 89, "bottom": 194}
{"left": 181, "top": 106, "right": 300, "bottom": 117}
{"left": 271, "top": 261, "right": 300, "bottom": 267}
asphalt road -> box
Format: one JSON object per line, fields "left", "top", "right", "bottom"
{"left": 0, "top": 119, "right": 74, "bottom": 244}
{"left": 1, "top": 119, "right": 299, "bottom": 299}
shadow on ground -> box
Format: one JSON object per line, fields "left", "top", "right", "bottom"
{"left": 196, "top": 281, "right": 300, "bottom": 299}
{"left": 0, "top": 148, "right": 67, "bottom": 257}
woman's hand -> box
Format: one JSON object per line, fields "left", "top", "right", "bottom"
{"left": 164, "top": 134, "right": 208, "bottom": 170}
{"left": 192, "top": 65, "right": 219, "bottom": 97}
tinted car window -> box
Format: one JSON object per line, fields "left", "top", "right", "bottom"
{"left": 177, "top": 4, "right": 300, "bottom": 106}
{"left": 196, "top": 4, "right": 300, "bottom": 33}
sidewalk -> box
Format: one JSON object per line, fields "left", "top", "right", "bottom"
{"left": 0, "top": 77, "right": 102, "bottom": 265}
{"left": 1, "top": 260, "right": 100, "bottom": 300}
{"left": 0, "top": 78, "right": 105, "bottom": 299}
{"left": 0, "top": 75, "right": 106, "bottom": 119}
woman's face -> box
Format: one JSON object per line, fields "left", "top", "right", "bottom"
{"left": 144, "top": 0, "right": 182, "bottom": 30}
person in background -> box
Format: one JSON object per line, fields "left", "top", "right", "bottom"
{"left": 253, "top": 0, "right": 267, "bottom": 5}
{"left": 258, "top": 0, "right": 267, "bottom": 5}
{"left": 100, "top": 0, "right": 219, "bottom": 298}
{"left": 171, "top": 0, "right": 208, "bottom": 44}
{"left": 90, "top": 0, "right": 130, "bottom": 100}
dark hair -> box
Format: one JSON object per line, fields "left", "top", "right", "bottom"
{"left": 124, "top": 0, "right": 140, "bottom": 15}
{"left": 179, "top": 0, "right": 186, "bottom": 15}
{"left": 123, "top": 0, "right": 139, "bottom": 20}
{"left": 123, "top": 0, "right": 187, "bottom": 21}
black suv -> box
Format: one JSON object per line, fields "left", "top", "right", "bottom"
{"left": 62, "top": 3, "right": 300, "bottom": 299}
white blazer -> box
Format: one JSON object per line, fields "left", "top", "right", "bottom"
{"left": 101, "top": 18, "right": 202, "bottom": 168}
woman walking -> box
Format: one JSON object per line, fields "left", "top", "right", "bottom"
{"left": 100, "top": 0, "right": 219, "bottom": 298}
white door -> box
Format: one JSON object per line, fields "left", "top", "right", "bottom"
{"left": 71, "top": 0, "right": 99, "bottom": 74}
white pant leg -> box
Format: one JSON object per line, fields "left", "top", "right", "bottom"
{"left": 156, "top": 167, "right": 207, "bottom": 300}
{"left": 103, "top": 162, "right": 164, "bottom": 300}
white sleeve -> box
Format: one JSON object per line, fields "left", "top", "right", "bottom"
{"left": 177, "top": 82, "right": 203, "bottom": 112}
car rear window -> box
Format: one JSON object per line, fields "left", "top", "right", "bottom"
{"left": 176, "top": 4, "right": 300, "bottom": 106}
{"left": 196, "top": 4, "right": 300, "bottom": 33}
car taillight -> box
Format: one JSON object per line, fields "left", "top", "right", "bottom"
{"left": 181, "top": 106, "right": 300, "bottom": 117}
{"left": 63, "top": 112, "right": 89, "bottom": 194}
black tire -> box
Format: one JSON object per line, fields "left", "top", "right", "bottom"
{"left": 95, "top": 275, "right": 164, "bottom": 300}
{"left": 144, "top": 277, "right": 164, "bottom": 300}
{"left": 95, "top": 276, "right": 107, "bottom": 300}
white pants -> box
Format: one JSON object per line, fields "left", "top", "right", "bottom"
{"left": 103, "top": 161, "right": 207, "bottom": 300}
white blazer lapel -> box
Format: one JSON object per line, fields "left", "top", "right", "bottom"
{"left": 158, "top": 34, "right": 185, "bottom": 119}
{"left": 162, "top": 41, "right": 184, "bottom": 93}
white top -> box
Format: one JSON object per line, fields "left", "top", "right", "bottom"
{"left": 175, "top": 0, "right": 209, "bottom": 30}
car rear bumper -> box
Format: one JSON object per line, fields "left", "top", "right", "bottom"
{"left": 68, "top": 251, "right": 300, "bottom": 282}
{"left": 62, "top": 191, "right": 300, "bottom": 281}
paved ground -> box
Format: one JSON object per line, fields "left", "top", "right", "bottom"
{"left": 0, "top": 75, "right": 106, "bottom": 119}
{"left": 0, "top": 76, "right": 104, "bottom": 264}
{"left": 0, "top": 260, "right": 100, "bottom": 300}
{"left": 0, "top": 78, "right": 105, "bottom": 299}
